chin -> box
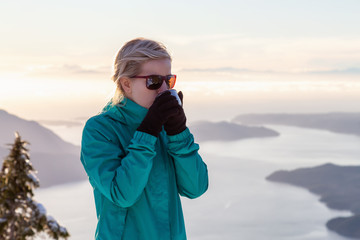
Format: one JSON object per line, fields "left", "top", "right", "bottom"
{"left": 142, "top": 101, "right": 152, "bottom": 109}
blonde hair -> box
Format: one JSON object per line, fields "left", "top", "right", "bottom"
{"left": 111, "top": 38, "right": 172, "bottom": 105}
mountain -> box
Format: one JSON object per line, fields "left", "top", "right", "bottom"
{"left": 0, "top": 110, "right": 280, "bottom": 187}
{"left": 189, "top": 121, "right": 279, "bottom": 142}
{"left": 233, "top": 112, "right": 360, "bottom": 136}
{"left": 267, "top": 163, "right": 360, "bottom": 239}
{"left": 0, "top": 110, "right": 79, "bottom": 154}
{"left": 0, "top": 109, "right": 87, "bottom": 188}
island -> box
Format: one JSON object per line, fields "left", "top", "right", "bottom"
{"left": 267, "top": 163, "right": 360, "bottom": 239}
{"left": 190, "top": 120, "right": 279, "bottom": 142}
{"left": 233, "top": 112, "right": 360, "bottom": 137}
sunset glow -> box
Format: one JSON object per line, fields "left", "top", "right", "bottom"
{"left": 1, "top": 0, "right": 360, "bottom": 121}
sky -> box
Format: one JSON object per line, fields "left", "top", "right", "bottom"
{"left": 1, "top": 0, "right": 360, "bottom": 123}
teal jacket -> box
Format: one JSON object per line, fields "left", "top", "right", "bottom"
{"left": 80, "top": 98, "right": 208, "bottom": 240}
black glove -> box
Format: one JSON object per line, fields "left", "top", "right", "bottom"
{"left": 137, "top": 91, "right": 180, "bottom": 137}
{"left": 164, "top": 91, "right": 187, "bottom": 135}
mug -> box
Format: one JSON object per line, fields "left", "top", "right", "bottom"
{"left": 157, "top": 89, "right": 182, "bottom": 106}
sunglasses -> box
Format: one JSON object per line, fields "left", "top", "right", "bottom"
{"left": 132, "top": 74, "right": 176, "bottom": 90}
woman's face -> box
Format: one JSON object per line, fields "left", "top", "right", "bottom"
{"left": 127, "top": 58, "right": 171, "bottom": 109}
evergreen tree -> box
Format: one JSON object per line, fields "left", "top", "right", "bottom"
{"left": 0, "top": 132, "right": 70, "bottom": 240}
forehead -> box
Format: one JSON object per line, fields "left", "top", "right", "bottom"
{"left": 140, "top": 58, "right": 171, "bottom": 75}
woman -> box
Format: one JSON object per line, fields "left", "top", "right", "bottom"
{"left": 80, "top": 38, "right": 208, "bottom": 240}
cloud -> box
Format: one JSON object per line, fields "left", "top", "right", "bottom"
{"left": 180, "top": 67, "right": 275, "bottom": 73}
{"left": 25, "top": 64, "right": 111, "bottom": 79}
{"left": 308, "top": 68, "right": 360, "bottom": 75}
{"left": 179, "top": 67, "right": 360, "bottom": 75}
{"left": 36, "top": 119, "right": 83, "bottom": 127}
{"left": 61, "top": 64, "right": 109, "bottom": 75}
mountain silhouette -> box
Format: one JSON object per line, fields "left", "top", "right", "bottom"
{"left": 189, "top": 120, "right": 279, "bottom": 142}
{"left": 0, "top": 109, "right": 87, "bottom": 188}
{"left": 233, "top": 112, "right": 360, "bottom": 136}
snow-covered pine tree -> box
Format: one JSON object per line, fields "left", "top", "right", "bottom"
{"left": 0, "top": 132, "right": 70, "bottom": 240}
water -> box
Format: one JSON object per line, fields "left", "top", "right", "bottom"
{"left": 33, "top": 124, "right": 358, "bottom": 239}
{"left": 199, "top": 125, "right": 360, "bottom": 168}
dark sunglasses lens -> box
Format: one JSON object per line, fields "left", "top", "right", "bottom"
{"left": 147, "top": 76, "right": 163, "bottom": 90}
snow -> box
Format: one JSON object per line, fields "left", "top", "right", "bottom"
{"left": 36, "top": 202, "right": 47, "bottom": 217}
{"left": 28, "top": 172, "right": 40, "bottom": 185}
{"left": 46, "top": 215, "right": 55, "bottom": 222}
{"left": 47, "top": 216, "right": 59, "bottom": 232}
{"left": 59, "top": 226, "right": 68, "bottom": 235}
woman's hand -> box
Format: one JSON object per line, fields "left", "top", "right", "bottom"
{"left": 137, "top": 91, "right": 180, "bottom": 137}
{"left": 164, "top": 91, "right": 187, "bottom": 135}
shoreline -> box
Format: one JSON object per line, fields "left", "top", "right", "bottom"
{"left": 267, "top": 163, "right": 360, "bottom": 239}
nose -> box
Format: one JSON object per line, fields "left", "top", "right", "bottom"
{"left": 157, "top": 80, "right": 169, "bottom": 94}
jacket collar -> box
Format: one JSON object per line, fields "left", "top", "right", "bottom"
{"left": 103, "top": 98, "right": 148, "bottom": 126}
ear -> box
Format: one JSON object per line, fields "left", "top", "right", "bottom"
{"left": 119, "top": 77, "right": 132, "bottom": 95}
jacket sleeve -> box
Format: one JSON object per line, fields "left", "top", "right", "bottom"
{"left": 167, "top": 128, "right": 209, "bottom": 199}
{"left": 80, "top": 117, "right": 157, "bottom": 208}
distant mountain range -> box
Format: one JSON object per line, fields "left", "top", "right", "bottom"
{"left": 0, "top": 110, "right": 281, "bottom": 187}
{"left": 0, "top": 109, "right": 87, "bottom": 188}
{"left": 233, "top": 112, "right": 360, "bottom": 137}
{"left": 189, "top": 121, "right": 279, "bottom": 142}
{"left": 267, "top": 163, "right": 360, "bottom": 239}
